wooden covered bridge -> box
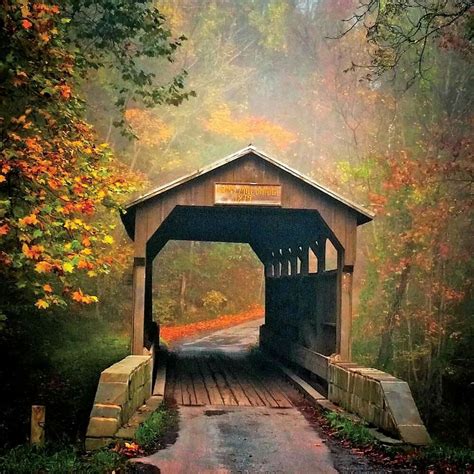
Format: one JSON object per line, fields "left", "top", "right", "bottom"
{"left": 86, "top": 146, "right": 431, "bottom": 450}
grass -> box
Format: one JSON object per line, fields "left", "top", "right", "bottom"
{"left": 135, "top": 404, "right": 178, "bottom": 449}
{"left": 0, "top": 405, "right": 177, "bottom": 473}
{"left": 324, "top": 411, "right": 377, "bottom": 445}
{"left": 323, "top": 410, "right": 474, "bottom": 470}
{"left": 0, "top": 444, "right": 124, "bottom": 474}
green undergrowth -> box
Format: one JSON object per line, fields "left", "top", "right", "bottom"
{"left": 324, "top": 410, "right": 474, "bottom": 470}
{"left": 0, "top": 444, "right": 124, "bottom": 474}
{"left": 0, "top": 404, "right": 177, "bottom": 473}
{"left": 135, "top": 403, "right": 179, "bottom": 449}
{"left": 324, "top": 411, "right": 377, "bottom": 445}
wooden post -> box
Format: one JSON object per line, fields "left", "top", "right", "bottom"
{"left": 300, "top": 245, "right": 309, "bottom": 275}
{"left": 272, "top": 253, "right": 281, "bottom": 278}
{"left": 264, "top": 261, "right": 273, "bottom": 277}
{"left": 336, "top": 246, "right": 353, "bottom": 361}
{"left": 316, "top": 237, "right": 326, "bottom": 273}
{"left": 280, "top": 250, "right": 289, "bottom": 277}
{"left": 132, "top": 257, "right": 146, "bottom": 354}
{"left": 144, "top": 257, "right": 156, "bottom": 350}
{"left": 287, "top": 249, "right": 298, "bottom": 275}
{"left": 340, "top": 269, "right": 353, "bottom": 361}
{"left": 31, "top": 405, "right": 45, "bottom": 446}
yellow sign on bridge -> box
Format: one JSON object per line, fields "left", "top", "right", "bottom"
{"left": 214, "top": 183, "right": 282, "bottom": 206}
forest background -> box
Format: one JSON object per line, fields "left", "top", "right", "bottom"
{"left": 0, "top": 0, "right": 472, "bottom": 450}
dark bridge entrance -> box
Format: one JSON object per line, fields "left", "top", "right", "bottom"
{"left": 121, "top": 146, "right": 373, "bottom": 378}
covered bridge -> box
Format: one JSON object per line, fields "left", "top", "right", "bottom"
{"left": 85, "top": 146, "right": 432, "bottom": 449}
{"left": 121, "top": 145, "right": 373, "bottom": 366}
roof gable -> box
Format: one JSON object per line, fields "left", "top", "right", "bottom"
{"left": 124, "top": 146, "right": 374, "bottom": 225}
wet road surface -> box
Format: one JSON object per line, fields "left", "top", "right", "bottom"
{"left": 134, "top": 319, "right": 340, "bottom": 473}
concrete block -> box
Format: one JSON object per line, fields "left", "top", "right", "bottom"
{"left": 85, "top": 437, "right": 115, "bottom": 451}
{"left": 90, "top": 404, "right": 121, "bottom": 420}
{"left": 336, "top": 367, "right": 349, "bottom": 391}
{"left": 143, "top": 378, "right": 152, "bottom": 399}
{"left": 381, "top": 381, "right": 425, "bottom": 426}
{"left": 398, "top": 424, "right": 431, "bottom": 445}
{"left": 95, "top": 382, "right": 128, "bottom": 406}
{"left": 86, "top": 417, "right": 119, "bottom": 438}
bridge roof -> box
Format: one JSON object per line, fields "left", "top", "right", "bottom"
{"left": 123, "top": 145, "right": 374, "bottom": 227}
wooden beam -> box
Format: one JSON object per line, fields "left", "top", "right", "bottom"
{"left": 280, "top": 250, "right": 289, "bottom": 277}
{"left": 131, "top": 257, "right": 146, "bottom": 354}
{"left": 316, "top": 237, "right": 326, "bottom": 273}
{"left": 340, "top": 266, "right": 353, "bottom": 361}
{"left": 286, "top": 248, "right": 298, "bottom": 275}
{"left": 299, "top": 245, "right": 309, "bottom": 275}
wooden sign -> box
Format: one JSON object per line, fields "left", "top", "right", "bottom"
{"left": 215, "top": 183, "right": 281, "bottom": 206}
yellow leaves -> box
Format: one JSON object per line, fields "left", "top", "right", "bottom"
{"left": 19, "top": 213, "right": 39, "bottom": 226}
{"left": 63, "top": 261, "right": 74, "bottom": 273}
{"left": 0, "top": 175, "right": 6, "bottom": 183}
{"left": 124, "top": 108, "right": 174, "bottom": 147}
{"left": 35, "top": 261, "right": 53, "bottom": 273}
{"left": 102, "top": 235, "right": 114, "bottom": 245}
{"left": 204, "top": 104, "right": 296, "bottom": 150}
{"left": 35, "top": 299, "right": 49, "bottom": 309}
{"left": 64, "top": 218, "right": 84, "bottom": 230}
{"left": 71, "top": 289, "right": 98, "bottom": 304}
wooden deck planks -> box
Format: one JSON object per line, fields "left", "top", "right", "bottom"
{"left": 166, "top": 354, "right": 295, "bottom": 408}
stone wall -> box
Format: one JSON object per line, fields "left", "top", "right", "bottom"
{"left": 85, "top": 355, "right": 152, "bottom": 450}
{"left": 328, "top": 362, "right": 431, "bottom": 445}
{"left": 260, "top": 324, "right": 430, "bottom": 446}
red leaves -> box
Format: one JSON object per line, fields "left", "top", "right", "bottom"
{"left": 21, "top": 19, "right": 33, "bottom": 29}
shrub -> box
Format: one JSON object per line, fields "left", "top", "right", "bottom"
{"left": 202, "top": 290, "right": 227, "bottom": 316}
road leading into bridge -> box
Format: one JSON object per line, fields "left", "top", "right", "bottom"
{"left": 133, "top": 319, "right": 340, "bottom": 473}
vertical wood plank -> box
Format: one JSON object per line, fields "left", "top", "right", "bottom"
{"left": 30, "top": 405, "right": 45, "bottom": 446}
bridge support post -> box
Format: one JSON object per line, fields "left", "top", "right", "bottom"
{"left": 132, "top": 257, "right": 146, "bottom": 354}
{"left": 340, "top": 268, "right": 353, "bottom": 361}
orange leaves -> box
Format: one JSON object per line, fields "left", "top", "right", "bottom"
{"left": 71, "top": 289, "right": 98, "bottom": 304}
{"left": 43, "top": 283, "right": 53, "bottom": 293}
{"left": 22, "top": 243, "right": 44, "bottom": 260}
{"left": 35, "top": 261, "right": 54, "bottom": 273}
{"left": 0, "top": 224, "right": 10, "bottom": 235}
{"left": 19, "top": 214, "right": 39, "bottom": 226}
{"left": 58, "top": 84, "right": 72, "bottom": 100}
{"left": 204, "top": 104, "right": 296, "bottom": 150}
{"left": 160, "top": 306, "right": 263, "bottom": 344}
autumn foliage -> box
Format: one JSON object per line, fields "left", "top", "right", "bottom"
{"left": 160, "top": 306, "right": 263, "bottom": 344}
{"left": 0, "top": 2, "right": 137, "bottom": 309}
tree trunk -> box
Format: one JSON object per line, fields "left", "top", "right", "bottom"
{"left": 179, "top": 273, "right": 187, "bottom": 318}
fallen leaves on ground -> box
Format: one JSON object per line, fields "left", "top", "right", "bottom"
{"left": 160, "top": 305, "right": 263, "bottom": 344}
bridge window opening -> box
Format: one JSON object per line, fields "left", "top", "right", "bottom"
{"left": 325, "top": 239, "right": 338, "bottom": 271}
{"left": 308, "top": 246, "right": 318, "bottom": 273}
{"left": 296, "top": 256, "right": 301, "bottom": 274}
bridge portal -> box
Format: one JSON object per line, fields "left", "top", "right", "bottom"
{"left": 121, "top": 146, "right": 373, "bottom": 372}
